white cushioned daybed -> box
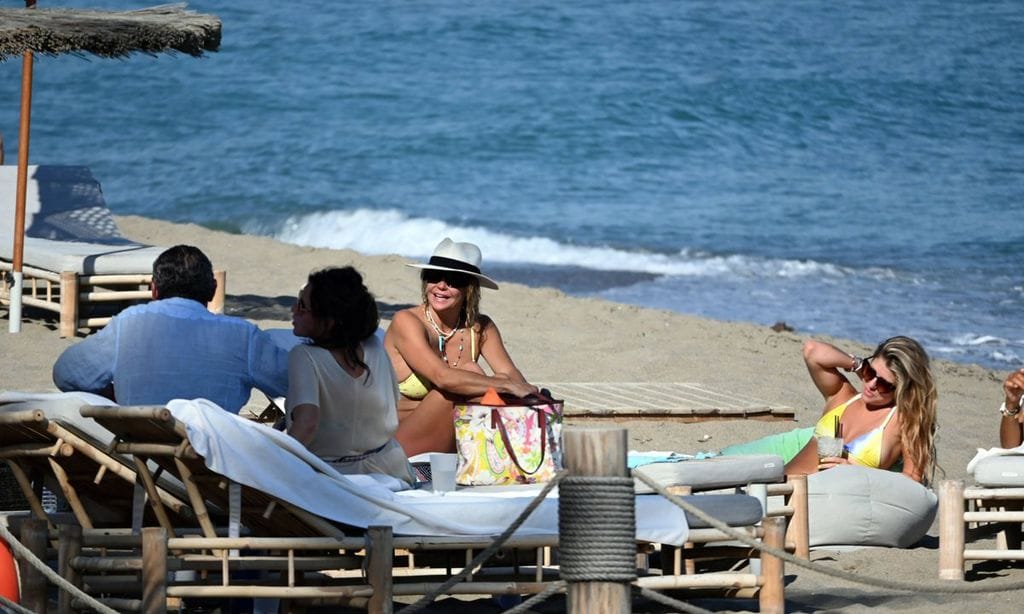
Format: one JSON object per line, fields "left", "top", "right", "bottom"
{"left": 0, "top": 165, "right": 223, "bottom": 336}
{"left": 939, "top": 449, "right": 1024, "bottom": 579}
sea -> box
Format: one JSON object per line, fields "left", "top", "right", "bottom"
{"left": 2, "top": 0, "right": 1022, "bottom": 371}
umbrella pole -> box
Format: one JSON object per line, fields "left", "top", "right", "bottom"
{"left": 9, "top": 49, "right": 34, "bottom": 334}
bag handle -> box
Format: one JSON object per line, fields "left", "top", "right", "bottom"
{"left": 491, "top": 407, "right": 547, "bottom": 476}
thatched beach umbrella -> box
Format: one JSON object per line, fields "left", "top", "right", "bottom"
{"left": 0, "top": 3, "right": 221, "bottom": 333}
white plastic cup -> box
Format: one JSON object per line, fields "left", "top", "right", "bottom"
{"left": 429, "top": 453, "right": 458, "bottom": 493}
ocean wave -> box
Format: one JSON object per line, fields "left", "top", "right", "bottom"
{"left": 951, "top": 334, "right": 1010, "bottom": 347}
{"left": 263, "top": 208, "right": 869, "bottom": 280}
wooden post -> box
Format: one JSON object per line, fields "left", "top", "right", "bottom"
{"left": 938, "top": 479, "right": 966, "bottom": 580}
{"left": 563, "top": 427, "right": 631, "bottom": 614}
{"left": 19, "top": 517, "right": 47, "bottom": 613}
{"left": 786, "top": 474, "right": 810, "bottom": 559}
{"left": 758, "top": 516, "right": 786, "bottom": 614}
{"left": 366, "top": 526, "right": 394, "bottom": 614}
{"left": 58, "top": 524, "right": 82, "bottom": 614}
{"left": 58, "top": 271, "right": 78, "bottom": 338}
{"left": 142, "top": 527, "right": 168, "bottom": 614}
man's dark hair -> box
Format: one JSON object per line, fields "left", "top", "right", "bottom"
{"left": 152, "top": 245, "right": 216, "bottom": 303}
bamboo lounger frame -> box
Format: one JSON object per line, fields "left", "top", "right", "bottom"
{"left": 0, "top": 261, "right": 226, "bottom": 337}
{"left": 0, "top": 408, "right": 195, "bottom": 533}
{"left": 939, "top": 478, "right": 1024, "bottom": 580}
{"left": 40, "top": 405, "right": 787, "bottom": 613}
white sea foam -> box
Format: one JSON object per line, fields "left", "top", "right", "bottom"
{"left": 266, "top": 208, "right": 863, "bottom": 280}
{"left": 951, "top": 334, "right": 1008, "bottom": 347}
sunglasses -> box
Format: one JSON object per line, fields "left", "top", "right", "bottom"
{"left": 295, "top": 288, "right": 311, "bottom": 313}
{"left": 422, "top": 269, "right": 474, "bottom": 288}
{"left": 856, "top": 360, "right": 896, "bottom": 394}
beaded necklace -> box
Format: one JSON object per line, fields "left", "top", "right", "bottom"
{"left": 424, "top": 305, "right": 464, "bottom": 367}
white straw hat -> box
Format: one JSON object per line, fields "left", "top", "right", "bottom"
{"left": 406, "top": 238, "right": 499, "bottom": 290}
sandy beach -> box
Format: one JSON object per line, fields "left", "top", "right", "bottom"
{"left": 1, "top": 216, "right": 1020, "bottom": 612}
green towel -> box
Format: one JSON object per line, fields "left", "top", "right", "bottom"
{"left": 719, "top": 427, "right": 815, "bottom": 464}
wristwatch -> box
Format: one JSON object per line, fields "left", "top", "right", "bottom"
{"left": 1000, "top": 401, "right": 1022, "bottom": 417}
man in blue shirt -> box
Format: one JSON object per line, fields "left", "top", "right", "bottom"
{"left": 52, "top": 245, "right": 290, "bottom": 413}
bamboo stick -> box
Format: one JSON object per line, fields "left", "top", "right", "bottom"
{"left": 47, "top": 456, "right": 94, "bottom": 529}
{"left": 938, "top": 479, "right": 966, "bottom": 581}
{"left": 58, "top": 523, "right": 83, "bottom": 614}
{"left": 758, "top": 516, "right": 786, "bottom": 614}
{"left": 131, "top": 456, "right": 175, "bottom": 533}
{"left": 141, "top": 528, "right": 168, "bottom": 614}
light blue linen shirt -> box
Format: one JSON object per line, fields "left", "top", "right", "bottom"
{"left": 52, "top": 297, "right": 290, "bottom": 413}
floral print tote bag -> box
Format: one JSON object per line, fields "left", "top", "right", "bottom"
{"left": 453, "top": 398, "right": 564, "bottom": 486}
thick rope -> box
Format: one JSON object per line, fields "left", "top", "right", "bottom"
{"left": 0, "top": 522, "right": 117, "bottom": 614}
{"left": 0, "top": 595, "right": 36, "bottom": 614}
{"left": 634, "top": 471, "right": 1024, "bottom": 595}
{"left": 633, "top": 585, "right": 715, "bottom": 614}
{"left": 397, "top": 472, "right": 566, "bottom": 614}
{"left": 502, "top": 580, "right": 566, "bottom": 614}
{"left": 559, "top": 475, "right": 637, "bottom": 582}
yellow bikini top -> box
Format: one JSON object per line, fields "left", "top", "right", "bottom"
{"left": 814, "top": 394, "right": 898, "bottom": 469}
{"left": 397, "top": 327, "right": 478, "bottom": 400}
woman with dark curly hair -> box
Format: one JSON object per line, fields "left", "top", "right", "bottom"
{"left": 785, "top": 336, "right": 939, "bottom": 484}
{"left": 287, "top": 266, "right": 414, "bottom": 486}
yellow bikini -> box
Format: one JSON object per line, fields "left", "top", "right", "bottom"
{"left": 814, "top": 394, "right": 898, "bottom": 468}
{"left": 398, "top": 328, "right": 478, "bottom": 399}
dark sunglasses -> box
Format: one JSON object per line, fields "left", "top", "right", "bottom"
{"left": 856, "top": 360, "right": 896, "bottom": 394}
{"left": 422, "top": 269, "right": 474, "bottom": 288}
{"left": 295, "top": 289, "right": 311, "bottom": 313}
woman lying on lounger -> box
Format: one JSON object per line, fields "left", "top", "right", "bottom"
{"left": 287, "top": 266, "right": 415, "bottom": 486}
{"left": 384, "top": 238, "right": 539, "bottom": 457}
{"left": 784, "top": 336, "right": 938, "bottom": 484}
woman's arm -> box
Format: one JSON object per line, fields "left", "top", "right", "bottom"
{"left": 288, "top": 403, "right": 319, "bottom": 445}
{"left": 390, "top": 310, "right": 535, "bottom": 398}
{"left": 285, "top": 346, "right": 321, "bottom": 446}
{"left": 999, "top": 368, "right": 1024, "bottom": 448}
{"left": 802, "top": 340, "right": 860, "bottom": 405}
{"left": 477, "top": 318, "right": 534, "bottom": 389}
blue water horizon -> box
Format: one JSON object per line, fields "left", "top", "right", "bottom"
{"left": 1, "top": 0, "right": 1022, "bottom": 370}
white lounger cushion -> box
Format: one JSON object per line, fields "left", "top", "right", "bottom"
{"left": 468, "top": 482, "right": 764, "bottom": 530}
{"left": 17, "top": 237, "right": 163, "bottom": 275}
{"left": 0, "top": 165, "right": 160, "bottom": 275}
{"left": 972, "top": 455, "right": 1024, "bottom": 487}
{"left": 805, "top": 465, "right": 937, "bottom": 548}
{"left": 632, "top": 454, "right": 784, "bottom": 494}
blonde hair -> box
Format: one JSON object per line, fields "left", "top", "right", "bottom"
{"left": 873, "top": 336, "right": 939, "bottom": 484}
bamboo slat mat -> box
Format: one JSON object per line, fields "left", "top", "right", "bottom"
{"left": 540, "top": 382, "right": 794, "bottom": 422}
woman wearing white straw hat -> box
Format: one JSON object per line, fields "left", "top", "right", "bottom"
{"left": 385, "top": 238, "right": 539, "bottom": 457}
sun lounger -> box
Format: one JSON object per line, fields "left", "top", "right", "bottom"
{"left": 59, "top": 399, "right": 786, "bottom": 611}
{"left": 632, "top": 453, "right": 810, "bottom": 560}
{"left": 939, "top": 449, "right": 1024, "bottom": 580}
{"left": 0, "top": 392, "right": 197, "bottom": 533}
{"left": 0, "top": 165, "right": 225, "bottom": 336}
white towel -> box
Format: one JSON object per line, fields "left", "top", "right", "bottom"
{"left": 168, "top": 398, "right": 690, "bottom": 544}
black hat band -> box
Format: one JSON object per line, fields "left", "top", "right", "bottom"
{"left": 427, "top": 256, "right": 481, "bottom": 275}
